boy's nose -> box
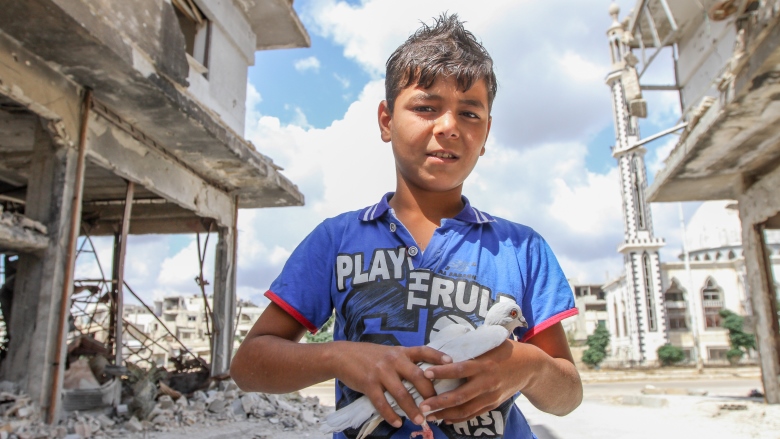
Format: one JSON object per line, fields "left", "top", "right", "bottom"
{"left": 434, "top": 112, "right": 459, "bottom": 139}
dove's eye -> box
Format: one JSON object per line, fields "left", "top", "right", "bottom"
{"left": 510, "top": 310, "right": 517, "bottom": 318}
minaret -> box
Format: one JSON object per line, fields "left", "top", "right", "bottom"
{"left": 605, "top": 4, "right": 668, "bottom": 363}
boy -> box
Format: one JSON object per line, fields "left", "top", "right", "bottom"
{"left": 231, "top": 14, "right": 582, "bottom": 439}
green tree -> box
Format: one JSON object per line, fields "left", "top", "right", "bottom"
{"left": 719, "top": 309, "right": 756, "bottom": 363}
{"left": 657, "top": 344, "right": 685, "bottom": 366}
{"left": 582, "top": 325, "right": 610, "bottom": 368}
{"left": 305, "top": 313, "right": 335, "bottom": 343}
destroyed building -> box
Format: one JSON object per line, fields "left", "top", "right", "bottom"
{"left": 0, "top": 0, "right": 309, "bottom": 422}
{"left": 604, "top": 0, "right": 780, "bottom": 403}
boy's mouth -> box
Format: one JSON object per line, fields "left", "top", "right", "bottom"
{"left": 428, "top": 152, "right": 457, "bottom": 159}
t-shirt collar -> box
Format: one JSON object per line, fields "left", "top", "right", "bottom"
{"left": 358, "top": 192, "right": 495, "bottom": 224}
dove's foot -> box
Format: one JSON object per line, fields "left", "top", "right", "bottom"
{"left": 409, "top": 421, "right": 434, "bottom": 439}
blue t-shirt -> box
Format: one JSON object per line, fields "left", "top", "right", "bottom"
{"left": 266, "top": 193, "right": 577, "bottom": 439}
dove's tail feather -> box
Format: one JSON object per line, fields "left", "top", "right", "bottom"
{"left": 320, "top": 396, "right": 376, "bottom": 434}
{"left": 356, "top": 416, "right": 383, "bottom": 439}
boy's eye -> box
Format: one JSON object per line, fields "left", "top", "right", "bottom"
{"left": 461, "top": 111, "right": 480, "bottom": 119}
{"left": 414, "top": 106, "right": 436, "bottom": 112}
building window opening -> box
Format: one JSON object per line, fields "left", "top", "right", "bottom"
{"left": 643, "top": 253, "right": 657, "bottom": 331}
{"left": 172, "top": 0, "right": 210, "bottom": 75}
{"left": 630, "top": 156, "right": 647, "bottom": 230}
{"left": 701, "top": 277, "right": 724, "bottom": 329}
{"left": 667, "top": 308, "right": 687, "bottom": 330}
{"left": 664, "top": 278, "right": 686, "bottom": 302}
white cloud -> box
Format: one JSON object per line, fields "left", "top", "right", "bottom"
{"left": 230, "top": 0, "right": 687, "bottom": 290}
{"left": 107, "top": 0, "right": 692, "bottom": 309}
{"left": 294, "top": 56, "right": 321, "bottom": 73}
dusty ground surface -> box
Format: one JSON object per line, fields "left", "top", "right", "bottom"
{"left": 1, "top": 367, "right": 772, "bottom": 438}
{"left": 300, "top": 369, "right": 775, "bottom": 439}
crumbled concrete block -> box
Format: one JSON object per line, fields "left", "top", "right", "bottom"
{"left": 176, "top": 396, "right": 188, "bottom": 409}
{"left": 281, "top": 416, "right": 300, "bottom": 429}
{"left": 191, "top": 391, "right": 207, "bottom": 402}
{"left": 157, "top": 395, "right": 174, "bottom": 410}
{"left": 115, "top": 404, "right": 129, "bottom": 418}
{"left": 231, "top": 399, "right": 246, "bottom": 418}
{"left": 72, "top": 420, "right": 92, "bottom": 438}
{"left": 124, "top": 417, "right": 144, "bottom": 433}
{"left": 240, "top": 394, "right": 259, "bottom": 413}
{"left": 14, "top": 407, "right": 32, "bottom": 419}
{"left": 300, "top": 409, "right": 318, "bottom": 424}
{"left": 640, "top": 385, "right": 664, "bottom": 395}
{"left": 275, "top": 399, "right": 299, "bottom": 414}
{"left": 95, "top": 414, "right": 114, "bottom": 429}
{"left": 207, "top": 399, "right": 228, "bottom": 414}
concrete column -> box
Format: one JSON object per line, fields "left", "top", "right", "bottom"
{"left": 742, "top": 222, "right": 780, "bottom": 404}
{"left": 210, "top": 203, "right": 237, "bottom": 376}
{"left": 0, "top": 119, "right": 80, "bottom": 410}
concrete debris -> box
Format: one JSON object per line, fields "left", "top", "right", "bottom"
{"left": 0, "top": 208, "right": 48, "bottom": 235}
{"left": 640, "top": 385, "right": 708, "bottom": 396}
{"left": 0, "top": 379, "right": 330, "bottom": 438}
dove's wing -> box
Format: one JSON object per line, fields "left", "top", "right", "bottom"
{"left": 436, "top": 325, "right": 510, "bottom": 362}
{"left": 321, "top": 324, "right": 510, "bottom": 436}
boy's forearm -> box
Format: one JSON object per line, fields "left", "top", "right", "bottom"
{"left": 231, "top": 335, "right": 342, "bottom": 393}
{"left": 520, "top": 344, "right": 582, "bottom": 416}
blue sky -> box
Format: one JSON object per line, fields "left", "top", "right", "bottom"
{"left": 77, "top": 0, "right": 706, "bottom": 308}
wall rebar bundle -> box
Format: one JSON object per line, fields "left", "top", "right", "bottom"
{"left": 69, "top": 223, "right": 208, "bottom": 375}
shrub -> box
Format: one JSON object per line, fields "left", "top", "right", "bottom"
{"left": 582, "top": 325, "right": 610, "bottom": 368}
{"left": 305, "top": 314, "right": 335, "bottom": 343}
{"left": 657, "top": 343, "right": 685, "bottom": 366}
{"left": 719, "top": 309, "right": 756, "bottom": 364}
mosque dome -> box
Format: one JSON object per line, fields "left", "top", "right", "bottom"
{"left": 685, "top": 200, "right": 742, "bottom": 252}
{"left": 684, "top": 200, "right": 780, "bottom": 258}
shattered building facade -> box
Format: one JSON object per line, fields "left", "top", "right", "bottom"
{"left": 0, "top": 0, "right": 308, "bottom": 421}
{"left": 605, "top": 0, "right": 780, "bottom": 403}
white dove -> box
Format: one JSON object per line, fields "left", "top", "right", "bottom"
{"left": 320, "top": 301, "right": 528, "bottom": 439}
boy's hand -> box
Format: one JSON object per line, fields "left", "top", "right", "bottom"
{"left": 331, "top": 341, "right": 452, "bottom": 428}
{"left": 418, "top": 340, "right": 538, "bottom": 424}
{"left": 419, "top": 322, "right": 581, "bottom": 422}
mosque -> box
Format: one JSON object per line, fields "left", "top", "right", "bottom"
{"left": 596, "top": 2, "right": 780, "bottom": 367}
{"left": 603, "top": 200, "right": 780, "bottom": 365}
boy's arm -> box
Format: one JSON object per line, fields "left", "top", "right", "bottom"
{"left": 419, "top": 322, "right": 582, "bottom": 423}
{"left": 230, "top": 302, "right": 453, "bottom": 428}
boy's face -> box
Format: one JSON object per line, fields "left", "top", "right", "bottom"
{"left": 378, "top": 76, "right": 491, "bottom": 195}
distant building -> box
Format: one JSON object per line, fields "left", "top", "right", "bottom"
{"left": 121, "top": 295, "right": 267, "bottom": 368}
{"left": 564, "top": 284, "right": 607, "bottom": 345}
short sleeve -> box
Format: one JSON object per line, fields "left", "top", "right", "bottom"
{"left": 265, "top": 221, "right": 337, "bottom": 334}
{"left": 513, "top": 232, "right": 577, "bottom": 342}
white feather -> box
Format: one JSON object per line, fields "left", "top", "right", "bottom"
{"left": 320, "top": 302, "right": 526, "bottom": 436}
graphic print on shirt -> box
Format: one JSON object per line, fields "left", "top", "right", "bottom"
{"left": 335, "top": 247, "right": 514, "bottom": 438}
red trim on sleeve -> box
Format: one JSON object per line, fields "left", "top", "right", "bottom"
{"left": 265, "top": 290, "right": 319, "bottom": 334}
{"left": 520, "top": 308, "right": 579, "bottom": 342}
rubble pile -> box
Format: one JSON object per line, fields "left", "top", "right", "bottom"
{"left": 0, "top": 380, "right": 330, "bottom": 439}
{"left": 0, "top": 207, "right": 48, "bottom": 236}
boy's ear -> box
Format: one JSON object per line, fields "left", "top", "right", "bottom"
{"left": 480, "top": 115, "right": 492, "bottom": 156}
{"left": 377, "top": 100, "right": 392, "bottom": 143}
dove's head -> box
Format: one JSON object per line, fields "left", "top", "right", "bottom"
{"left": 484, "top": 302, "right": 527, "bottom": 332}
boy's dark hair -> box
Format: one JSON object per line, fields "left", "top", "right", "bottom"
{"left": 385, "top": 13, "right": 497, "bottom": 112}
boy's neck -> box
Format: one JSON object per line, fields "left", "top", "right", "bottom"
{"left": 388, "top": 183, "right": 465, "bottom": 227}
